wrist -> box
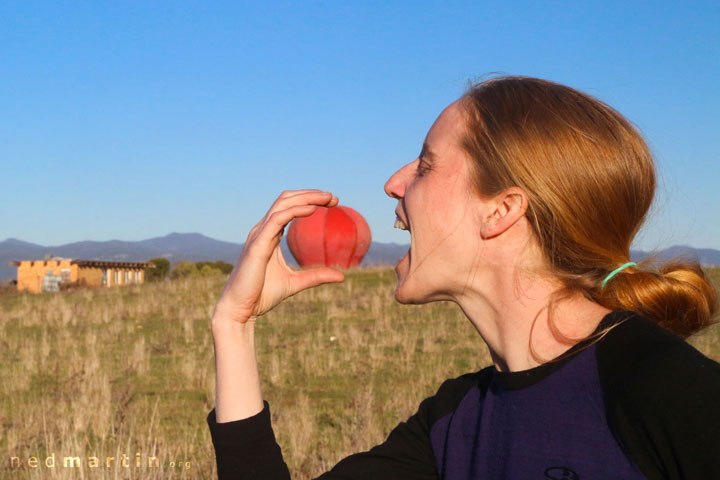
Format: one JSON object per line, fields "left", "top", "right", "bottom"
{"left": 211, "top": 313, "right": 257, "bottom": 337}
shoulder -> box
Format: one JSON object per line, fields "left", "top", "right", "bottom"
{"left": 420, "top": 367, "right": 494, "bottom": 428}
{"left": 596, "top": 311, "right": 720, "bottom": 479}
{"left": 596, "top": 311, "right": 720, "bottom": 401}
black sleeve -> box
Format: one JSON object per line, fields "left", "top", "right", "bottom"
{"left": 598, "top": 313, "right": 720, "bottom": 480}
{"left": 207, "top": 402, "right": 291, "bottom": 479}
{"left": 206, "top": 372, "right": 485, "bottom": 480}
{"left": 207, "top": 396, "right": 439, "bottom": 480}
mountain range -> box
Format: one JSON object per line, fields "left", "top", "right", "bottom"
{"left": 1, "top": 233, "right": 718, "bottom": 281}
{"left": 0, "top": 233, "right": 410, "bottom": 281}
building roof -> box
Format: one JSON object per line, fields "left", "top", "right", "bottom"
{"left": 9, "top": 259, "right": 155, "bottom": 268}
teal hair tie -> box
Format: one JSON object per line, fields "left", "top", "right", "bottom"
{"left": 601, "top": 261, "right": 637, "bottom": 289}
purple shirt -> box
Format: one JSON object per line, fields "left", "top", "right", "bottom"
{"left": 430, "top": 345, "right": 646, "bottom": 479}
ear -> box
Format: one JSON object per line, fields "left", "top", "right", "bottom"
{"left": 479, "top": 187, "right": 528, "bottom": 239}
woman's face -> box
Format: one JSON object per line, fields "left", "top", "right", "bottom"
{"left": 384, "top": 100, "right": 487, "bottom": 304}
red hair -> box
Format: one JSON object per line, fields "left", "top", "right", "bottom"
{"left": 460, "top": 75, "right": 717, "bottom": 341}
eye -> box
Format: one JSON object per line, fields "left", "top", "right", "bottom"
{"left": 416, "top": 159, "right": 431, "bottom": 176}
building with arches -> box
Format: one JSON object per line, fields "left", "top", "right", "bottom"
{"left": 9, "top": 257, "right": 154, "bottom": 293}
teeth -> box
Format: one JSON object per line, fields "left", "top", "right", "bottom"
{"left": 394, "top": 217, "right": 409, "bottom": 231}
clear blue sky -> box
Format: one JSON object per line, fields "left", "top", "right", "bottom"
{"left": 2, "top": 0, "right": 719, "bottom": 251}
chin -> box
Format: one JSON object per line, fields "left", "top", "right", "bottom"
{"left": 393, "top": 287, "right": 412, "bottom": 304}
{"left": 392, "top": 276, "right": 413, "bottom": 304}
{"left": 393, "top": 277, "right": 428, "bottom": 305}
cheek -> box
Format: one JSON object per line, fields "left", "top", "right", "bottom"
{"left": 432, "top": 186, "right": 464, "bottom": 224}
{"left": 408, "top": 179, "right": 468, "bottom": 239}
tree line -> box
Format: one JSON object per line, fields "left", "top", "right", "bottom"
{"left": 144, "top": 258, "right": 233, "bottom": 282}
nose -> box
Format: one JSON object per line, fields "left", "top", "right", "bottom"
{"left": 384, "top": 160, "right": 417, "bottom": 200}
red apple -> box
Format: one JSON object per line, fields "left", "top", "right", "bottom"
{"left": 287, "top": 205, "right": 372, "bottom": 269}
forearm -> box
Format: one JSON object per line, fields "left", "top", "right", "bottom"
{"left": 212, "top": 316, "right": 264, "bottom": 423}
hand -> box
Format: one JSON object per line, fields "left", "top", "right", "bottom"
{"left": 212, "top": 189, "right": 345, "bottom": 327}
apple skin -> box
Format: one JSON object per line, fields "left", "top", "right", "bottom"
{"left": 287, "top": 205, "right": 372, "bottom": 269}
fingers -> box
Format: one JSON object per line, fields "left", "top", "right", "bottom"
{"left": 248, "top": 204, "right": 322, "bottom": 260}
{"left": 278, "top": 189, "right": 324, "bottom": 198}
{"left": 247, "top": 190, "right": 337, "bottom": 242}
{"left": 268, "top": 190, "right": 337, "bottom": 217}
{"left": 265, "top": 204, "right": 319, "bottom": 235}
{"left": 257, "top": 191, "right": 337, "bottom": 239}
{"left": 245, "top": 189, "right": 340, "bottom": 260}
{"left": 292, "top": 266, "right": 345, "bottom": 293}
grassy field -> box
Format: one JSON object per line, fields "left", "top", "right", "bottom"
{"left": 1, "top": 267, "right": 718, "bottom": 479}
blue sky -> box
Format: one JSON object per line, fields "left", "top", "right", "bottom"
{"left": 2, "top": 0, "right": 719, "bottom": 251}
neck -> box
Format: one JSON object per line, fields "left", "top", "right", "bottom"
{"left": 454, "top": 269, "right": 611, "bottom": 373}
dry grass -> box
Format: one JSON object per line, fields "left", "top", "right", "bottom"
{"left": 1, "top": 267, "right": 718, "bottom": 479}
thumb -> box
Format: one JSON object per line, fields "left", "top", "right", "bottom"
{"left": 293, "top": 266, "right": 345, "bottom": 292}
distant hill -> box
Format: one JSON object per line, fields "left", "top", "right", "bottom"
{"left": 1, "top": 233, "right": 718, "bottom": 281}
{"left": 0, "top": 233, "right": 411, "bottom": 281}
{"left": 631, "top": 246, "right": 720, "bottom": 266}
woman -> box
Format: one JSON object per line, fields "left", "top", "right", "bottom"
{"left": 207, "top": 76, "right": 719, "bottom": 479}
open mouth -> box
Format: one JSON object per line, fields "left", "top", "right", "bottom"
{"left": 394, "top": 215, "right": 411, "bottom": 268}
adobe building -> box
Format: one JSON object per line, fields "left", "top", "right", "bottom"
{"left": 9, "top": 258, "right": 154, "bottom": 293}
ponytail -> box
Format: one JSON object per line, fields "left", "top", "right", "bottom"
{"left": 597, "top": 260, "right": 718, "bottom": 338}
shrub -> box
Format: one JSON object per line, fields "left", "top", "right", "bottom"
{"left": 145, "top": 257, "right": 170, "bottom": 282}
{"left": 195, "top": 261, "right": 233, "bottom": 274}
{"left": 199, "top": 265, "right": 223, "bottom": 276}
{"left": 171, "top": 261, "right": 200, "bottom": 279}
